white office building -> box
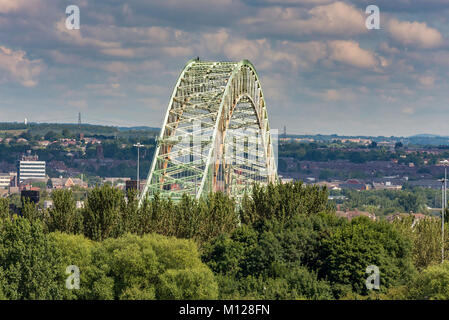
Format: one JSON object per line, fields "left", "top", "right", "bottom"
{"left": 18, "top": 155, "right": 46, "bottom": 183}
{"left": 0, "top": 173, "right": 11, "bottom": 188}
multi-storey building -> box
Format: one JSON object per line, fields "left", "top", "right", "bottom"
{"left": 0, "top": 173, "right": 11, "bottom": 188}
{"left": 17, "top": 154, "right": 46, "bottom": 183}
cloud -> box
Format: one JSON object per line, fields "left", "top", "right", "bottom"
{"left": 309, "top": 88, "right": 356, "bottom": 102}
{"left": 85, "top": 83, "right": 126, "bottom": 97}
{"left": 378, "top": 42, "right": 400, "bottom": 55}
{"left": 0, "top": 0, "right": 40, "bottom": 13}
{"left": 328, "top": 40, "right": 379, "bottom": 69}
{"left": 0, "top": 46, "right": 44, "bottom": 87}
{"left": 55, "top": 19, "right": 119, "bottom": 49}
{"left": 100, "top": 48, "right": 135, "bottom": 58}
{"left": 67, "top": 100, "right": 88, "bottom": 109}
{"left": 247, "top": 0, "right": 333, "bottom": 4}
{"left": 418, "top": 75, "right": 436, "bottom": 88}
{"left": 161, "top": 46, "right": 193, "bottom": 58}
{"left": 402, "top": 107, "right": 415, "bottom": 115}
{"left": 241, "top": 1, "right": 366, "bottom": 38}
{"left": 1, "top": 0, "right": 449, "bottom": 135}
{"left": 388, "top": 19, "right": 443, "bottom": 49}
{"left": 0, "top": 0, "right": 22, "bottom": 13}
{"left": 324, "top": 89, "right": 342, "bottom": 101}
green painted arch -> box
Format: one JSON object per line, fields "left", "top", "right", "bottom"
{"left": 140, "top": 59, "right": 277, "bottom": 204}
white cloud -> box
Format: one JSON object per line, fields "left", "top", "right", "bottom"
{"left": 402, "top": 107, "right": 415, "bottom": 115}
{"left": 0, "top": 0, "right": 40, "bottom": 13}
{"left": 388, "top": 19, "right": 443, "bottom": 49}
{"left": 418, "top": 75, "right": 436, "bottom": 88}
{"left": 0, "top": 46, "right": 44, "bottom": 87}
{"left": 55, "top": 19, "right": 120, "bottom": 50}
{"left": 67, "top": 100, "right": 88, "bottom": 109}
{"left": 328, "top": 40, "right": 378, "bottom": 69}
{"left": 310, "top": 88, "right": 356, "bottom": 102}
{"left": 253, "top": 0, "right": 333, "bottom": 4}
{"left": 100, "top": 48, "right": 135, "bottom": 58}
{"left": 378, "top": 42, "right": 400, "bottom": 55}
{"left": 242, "top": 1, "right": 366, "bottom": 37}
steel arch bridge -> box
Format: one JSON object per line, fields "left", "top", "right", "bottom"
{"left": 140, "top": 59, "right": 277, "bottom": 203}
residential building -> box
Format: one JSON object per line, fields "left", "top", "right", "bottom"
{"left": 335, "top": 208, "right": 376, "bottom": 221}
{"left": 339, "top": 179, "right": 370, "bottom": 191}
{"left": 0, "top": 173, "right": 11, "bottom": 188}
{"left": 43, "top": 200, "right": 54, "bottom": 209}
{"left": 372, "top": 181, "right": 402, "bottom": 190}
{"left": 103, "top": 177, "right": 131, "bottom": 186}
{"left": 51, "top": 177, "right": 88, "bottom": 189}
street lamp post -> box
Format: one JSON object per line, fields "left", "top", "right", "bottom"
{"left": 440, "top": 160, "right": 449, "bottom": 263}
{"left": 442, "top": 178, "right": 445, "bottom": 263}
{"left": 133, "top": 143, "right": 144, "bottom": 192}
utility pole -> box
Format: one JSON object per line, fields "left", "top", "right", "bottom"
{"left": 133, "top": 143, "right": 144, "bottom": 192}
{"left": 440, "top": 160, "right": 449, "bottom": 263}
{"left": 442, "top": 179, "right": 445, "bottom": 263}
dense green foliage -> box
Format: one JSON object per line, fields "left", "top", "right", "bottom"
{"left": 406, "top": 261, "right": 449, "bottom": 299}
{"left": 49, "top": 232, "right": 217, "bottom": 300}
{"left": 203, "top": 182, "right": 416, "bottom": 299}
{"left": 47, "top": 190, "right": 83, "bottom": 234}
{"left": 0, "top": 123, "right": 157, "bottom": 179}
{"left": 0, "top": 217, "right": 217, "bottom": 300}
{"left": 337, "top": 188, "right": 429, "bottom": 216}
{"left": 0, "top": 218, "right": 63, "bottom": 299}
{"left": 279, "top": 141, "right": 446, "bottom": 165}
{"left": 1, "top": 182, "right": 449, "bottom": 300}
{"left": 16, "top": 186, "right": 239, "bottom": 245}
{"left": 319, "top": 217, "right": 415, "bottom": 297}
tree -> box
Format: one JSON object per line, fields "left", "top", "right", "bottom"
{"left": 44, "top": 130, "right": 59, "bottom": 141}
{"left": 240, "top": 182, "right": 331, "bottom": 226}
{"left": 47, "top": 189, "right": 83, "bottom": 234}
{"left": 319, "top": 216, "right": 416, "bottom": 297}
{"left": 21, "top": 198, "right": 42, "bottom": 224}
{"left": 202, "top": 212, "right": 341, "bottom": 299}
{"left": 121, "top": 189, "right": 140, "bottom": 234}
{"left": 19, "top": 131, "right": 32, "bottom": 141}
{"left": 137, "top": 192, "right": 238, "bottom": 245}
{"left": 407, "top": 261, "right": 449, "bottom": 300}
{"left": 0, "top": 198, "right": 9, "bottom": 220}
{"left": 393, "top": 216, "right": 449, "bottom": 270}
{"left": 95, "top": 233, "right": 218, "bottom": 299}
{"left": 48, "top": 232, "right": 114, "bottom": 300}
{"left": 196, "top": 192, "right": 239, "bottom": 244}
{"left": 0, "top": 218, "right": 63, "bottom": 299}
{"left": 62, "top": 129, "right": 72, "bottom": 138}
{"left": 82, "top": 185, "right": 124, "bottom": 241}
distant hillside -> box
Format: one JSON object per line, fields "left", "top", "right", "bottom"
{"left": 2, "top": 122, "right": 449, "bottom": 146}
{"left": 0, "top": 122, "right": 159, "bottom": 138}
{"left": 284, "top": 133, "right": 449, "bottom": 146}
{"left": 406, "top": 135, "right": 449, "bottom": 146}
{"left": 409, "top": 134, "right": 444, "bottom": 138}
{"left": 118, "top": 126, "right": 159, "bottom": 132}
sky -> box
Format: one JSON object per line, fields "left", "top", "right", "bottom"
{"left": 0, "top": 0, "right": 449, "bottom": 137}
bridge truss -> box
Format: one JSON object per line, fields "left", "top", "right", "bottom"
{"left": 140, "top": 59, "right": 278, "bottom": 203}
